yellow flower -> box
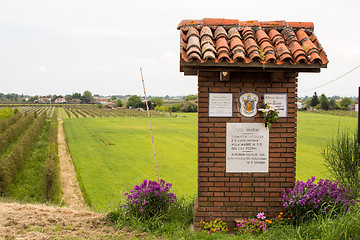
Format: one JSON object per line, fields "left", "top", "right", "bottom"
{"left": 280, "top": 212, "right": 283, "bottom": 215}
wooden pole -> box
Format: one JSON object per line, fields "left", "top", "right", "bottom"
{"left": 140, "top": 67, "right": 160, "bottom": 182}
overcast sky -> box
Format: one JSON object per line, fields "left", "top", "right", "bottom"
{"left": 0, "top": 0, "right": 359, "bottom": 97}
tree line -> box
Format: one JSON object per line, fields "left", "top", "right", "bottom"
{"left": 303, "top": 92, "right": 356, "bottom": 110}
{"left": 125, "top": 94, "right": 198, "bottom": 112}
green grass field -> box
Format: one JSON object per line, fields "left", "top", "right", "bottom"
{"left": 63, "top": 111, "right": 358, "bottom": 212}
{"left": 63, "top": 113, "right": 197, "bottom": 212}
{"left": 296, "top": 111, "right": 357, "bottom": 181}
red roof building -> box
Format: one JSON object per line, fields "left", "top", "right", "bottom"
{"left": 178, "top": 18, "right": 328, "bottom": 230}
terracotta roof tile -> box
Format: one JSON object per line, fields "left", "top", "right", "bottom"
{"left": 214, "top": 27, "right": 228, "bottom": 39}
{"left": 178, "top": 18, "right": 328, "bottom": 68}
{"left": 228, "top": 28, "right": 241, "bottom": 39}
{"left": 200, "top": 35, "right": 214, "bottom": 48}
{"left": 200, "top": 26, "right": 213, "bottom": 38}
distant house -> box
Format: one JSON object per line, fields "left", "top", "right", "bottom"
{"left": 37, "top": 97, "right": 51, "bottom": 103}
{"left": 348, "top": 101, "right": 359, "bottom": 112}
{"left": 55, "top": 98, "right": 66, "bottom": 103}
{"left": 107, "top": 102, "right": 117, "bottom": 108}
{"left": 95, "top": 97, "right": 110, "bottom": 106}
{"left": 296, "top": 101, "right": 306, "bottom": 110}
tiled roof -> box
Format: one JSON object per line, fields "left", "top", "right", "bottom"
{"left": 178, "top": 18, "right": 328, "bottom": 70}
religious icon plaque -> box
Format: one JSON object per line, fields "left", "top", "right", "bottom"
{"left": 239, "top": 92, "right": 259, "bottom": 117}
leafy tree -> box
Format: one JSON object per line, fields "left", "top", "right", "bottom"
{"left": 51, "top": 95, "right": 58, "bottom": 101}
{"left": 146, "top": 100, "right": 154, "bottom": 110}
{"left": 170, "top": 104, "right": 182, "bottom": 112}
{"left": 181, "top": 100, "right": 198, "bottom": 112}
{"left": 319, "top": 94, "right": 330, "bottom": 110}
{"left": 304, "top": 98, "right": 312, "bottom": 109}
{"left": 126, "top": 95, "right": 143, "bottom": 109}
{"left": 65, "top": 94, "right": 72, "bottom": 102}
{"left": 116, "top": 99, "right": 124, "bottom": 107}
{"left": 329, "top": 98, "right": 339, "bottom": 110}
{"left": 185, "top": 94, "right": 198, "bottom": 102}
{"left": 111, "top": 96, "right": 117, "bottom": 101}
{"left": 81, "top": 90, "right": 94, "bottom": 104}
{"left": 72, "top": 92, "right": 81, "bottom": 99}
{"left": 339, "top": 97, "right": 353, "bottom": 109}
{"left": 151, "top": 97, "right": 164, "bottom": 107}
{"left": 28, "top": 95, "right": 39, "bottom": 102}
{"left": 310, "top": 92, "right": 319, "bottom": 107}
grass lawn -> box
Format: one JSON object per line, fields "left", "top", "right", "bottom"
{"left": 63, "top": 111, "right": 358, "bottom": 212}
{"left": 63, "top": 113, "right": 197, "bottom": 212}
{"left": 295, "top": 111, "right": 357, "bottom": 181}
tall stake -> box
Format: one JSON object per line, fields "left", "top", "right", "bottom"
{"left": 140, "top": 67, "right": 160, "bottom": 182}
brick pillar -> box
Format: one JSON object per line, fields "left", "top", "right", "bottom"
{"left": 194, "top": 71, "right": 298, "bottom": 231}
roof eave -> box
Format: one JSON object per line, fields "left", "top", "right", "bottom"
{"left": 180, "top": 58, "right": 325, "bottom": 75}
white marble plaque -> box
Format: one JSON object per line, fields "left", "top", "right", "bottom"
{"left": 263, "top": 93, "right": 288, "bottom": 117}
{"left": 209, "top": 93, "right": 233, "bottom": 117}
{"left": 226, "top": 123, "right": 269, "bottom": 172}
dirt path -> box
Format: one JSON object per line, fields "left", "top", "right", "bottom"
{"left": 58, "top": 120, "right": 88, "bottom": 210}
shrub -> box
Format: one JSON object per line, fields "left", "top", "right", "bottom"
{"left": 281, "top": 177, "right": 357, "bottom": 223}
{"left": 0, "top": 112, "right": 22, "bottom": 133}
{"left": 181, "top": 100, "right": 197, "bottom": 112}
{"left": 200, "top": 219, "right": 228, "bottom": 233}
{"left": 322, "top": 129, "right": 360, "bottom": 196}
{"left": 0, "top": 107, "right": 14, "bottom": 120}
{"left": 154, "top": 105, "right": 169, "bottom": 112}
{"left": 170, "top": 104, "right": 181, "bottom": 112}
{"left": 0, "top": 113, "right": 34, "bottom": 156}
{"left": 121, "top": 179, "right": 177, "bottom": 220}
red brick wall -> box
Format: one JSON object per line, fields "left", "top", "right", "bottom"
{"left": 195, "top": 71, "right": 298, "bottom": 230}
